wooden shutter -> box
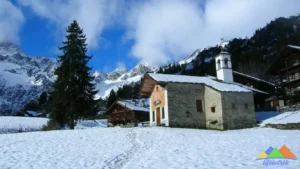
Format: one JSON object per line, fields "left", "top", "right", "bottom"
{"left": 245, "top": 103, "right": 248, "bottom": 109}
{"left": 152, "top": 111, "right": 155, "bottom": 122}
{"left": 232, "top": 103, "right": 236, "bottom": 109}
{"left": 196, "top": 100, "right": 203, "bottom": 112}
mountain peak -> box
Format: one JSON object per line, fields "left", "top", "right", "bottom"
{"left": 0, "top": 42, "right": 20, "bottom": 49}
{"left": 113, "top": 67, "right": 127, "bottom": 72}
{"left": 93, "top": 71, "right": 103, "bottom": 77}
{"left": 177, "top": 48, "right": 202, "bottom": 65}
{"left": 107, "top": 68, "right": 127, "bottom": 81}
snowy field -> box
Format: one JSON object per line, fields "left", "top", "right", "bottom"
{"left": 0, "top": 116, "right": 48, "bottom": 134}
{"left": 0, "top": 117, "right": 108, "bottom": 134}
{"left": 0, "top": 127, "right": 299, "bottom": 169}
{"left": 260, "top": 111, "right": 300, "bottom": 126}
{"left": 76, "top": 119, "right": 108, "bottom": 129}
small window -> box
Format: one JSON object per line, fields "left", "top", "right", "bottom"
{"left": 232, "top": 103, "right": 236, "bottom": 109}
{"left": 162, "top": 107, "right": 165, "bottom": 119}
{"left": 211, "top": 107, "right": 215, "bottom": 113}
{"left": 156, "top": 86, "right": 159, "bottom": 92}
{"left": 224, "top": 58, "right": 229, "bottom": 68}
{"left": 152, "top": 111, "right": 155, "bottom": 122}
{"left": 217, "top": 59, "right": 221, "bottom": 70}
{"left": 196, "top": 100, "right": 203, "bottom": 112}
{"left": 244, "top": 103, "right": 248, "bottom": 109}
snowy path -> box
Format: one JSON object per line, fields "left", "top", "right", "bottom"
{"left": 122, "top": 128, "right": 300, "bottom": 169}
{"left": 0, "top": 127, "right": 300, "bottom": 169}
{"left": 103, "top": 129, "right": 141, "bottom": 169}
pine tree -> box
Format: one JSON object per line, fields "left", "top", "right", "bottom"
{"left": 132, "top": 83, "right": 140, "bottom": 99}
{"left": 157, "top": 67, "right": 163, "bottom": 73}
{"left": 50, "top": 20, "right": 98, "bottom": 129}
{"left": 106, "top": 90, "right": 117, "bottom": 109}
{"left": 24, "top": 100, "right": 39, "bottom": 111}
{"left": 38, "top": 92, "right": 48, "bottom": 106}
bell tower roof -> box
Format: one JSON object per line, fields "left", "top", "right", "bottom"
{"left": 214, "top": 39, "right": 230, "bottom": 58}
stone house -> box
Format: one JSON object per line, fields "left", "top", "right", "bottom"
{"left": 140, "top": 46, "right": 257, "bottom": 130}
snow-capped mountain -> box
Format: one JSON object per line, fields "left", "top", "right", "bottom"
{"left": 107, "top": 68, "right": 127, "bottom": 80}
{"left": 94, "top": 63, "right": 156, "bottom": 100}
{"left": 0, "top": 42, "right": 58, "bottom": 115}
{"left": 177, "top": 48, "right": 202, "bottom": 65}
{"left": 0, "top": 43, "right": 156, "bottom": 115}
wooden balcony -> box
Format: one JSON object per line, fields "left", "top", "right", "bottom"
{"left": 288, "top": 73, "right": 300, "bottom": 82}
{"left": 286, "top": 88, "right": 300, "bottom": 96}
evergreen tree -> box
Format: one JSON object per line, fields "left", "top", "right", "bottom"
{"left": 38, "top": 92, "right": 48, "bottom": 106}
{"left": 122, "top": 85, "right": 133, "bottom": 99}
{"left": 106, "top": 90, "right": 117, "bottom": 109}
{"left": 132, "top": 83, "right": 140, "bottom": 99}
{"left": 24, "top": 100, "right": 39, "bottom": 111}
{"left": 117, "top": 86, "right": 125, "bottom": 99}
{"left": 50, "top": 20, "right": 98, "bottom": 129}
{"left": 157, "top": 67, "right": 163, "bottom": 73}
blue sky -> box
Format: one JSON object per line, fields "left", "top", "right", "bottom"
{"left": 18, "top": 5, "right": 136, "bottom": 72}
{"left": 1, "top": 0, "right": 300, "bottom": 73}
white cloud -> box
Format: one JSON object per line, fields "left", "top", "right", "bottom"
{"left": 117, "top": 61, "right": 126, "bottom": 70}
{"left": 102, "top": 64, "right": 113, "bottom": 73}
{"left": 125, "top": 0, "right": 300, "bottom": 66}
{"left": 0, "top": 1, "right": 24, "bottom": 43}
{"left": 18, "top": 0, "right": 121, "bottom": 49}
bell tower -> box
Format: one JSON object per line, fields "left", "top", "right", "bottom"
{"left": 215, "top": 41, "right": 233, "bottom": 83}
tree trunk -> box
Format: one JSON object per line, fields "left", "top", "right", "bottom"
{"left": 70, "top": 116, "right": 75, "bottom": 129}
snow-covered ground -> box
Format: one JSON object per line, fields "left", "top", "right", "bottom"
{"left": 0, "top": 127, "right": 299, "bottom": 169}
{"left": 0, "top": 116, "right": 48, "bottom": 134}
{"left": 0, "top": 117, "right": 108, "bottom": 134}
{"left": 76, "top": 119, "right": 108, "bottom": 129}
{"left": 260, "top": 111, "right": 300, "bottom": 126}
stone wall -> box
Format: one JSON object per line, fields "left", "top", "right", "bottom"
{"left": 221, "top": 92, "right": 256, "bottom": 129}
{"left": 204, "top": 86, "right": 224, "bottom": 130}
{"left": 265, "top": 123, "right": 300, "bottom": 129}
{"left": 167, "top": 83, "right": 206, "bottom": 128}
{"left": 166, "top": 82, "right": 256, "bottom": 130}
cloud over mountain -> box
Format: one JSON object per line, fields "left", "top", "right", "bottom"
{"left": 1, "top": 0, "right": 300, "bottom": 67}
{"left": 0, "top": 0, "right": 24, "bottom": 43}
{"left": 125, "top": 0, "right": 300, "bottom": 66}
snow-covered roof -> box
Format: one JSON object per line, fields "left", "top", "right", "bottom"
{"left": 147, "top": 73, "right": 251, "bottom": 92}
{"left": 205, "top": 75, "right": 269, "bottom": 95}
{"left": 116, "top": 99, "right": 149, "bottom": 112}
{"left": 288, "top": 45, "right": 300, "bottom": 50}
{"left": 26, "top": 111, "right": 43, "bottom": 117}
{"left": 233, "top": 71, "right": 275, "bottom": 86}
{"left": 231, "top": 82, "right": 269, "bottom": 95}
